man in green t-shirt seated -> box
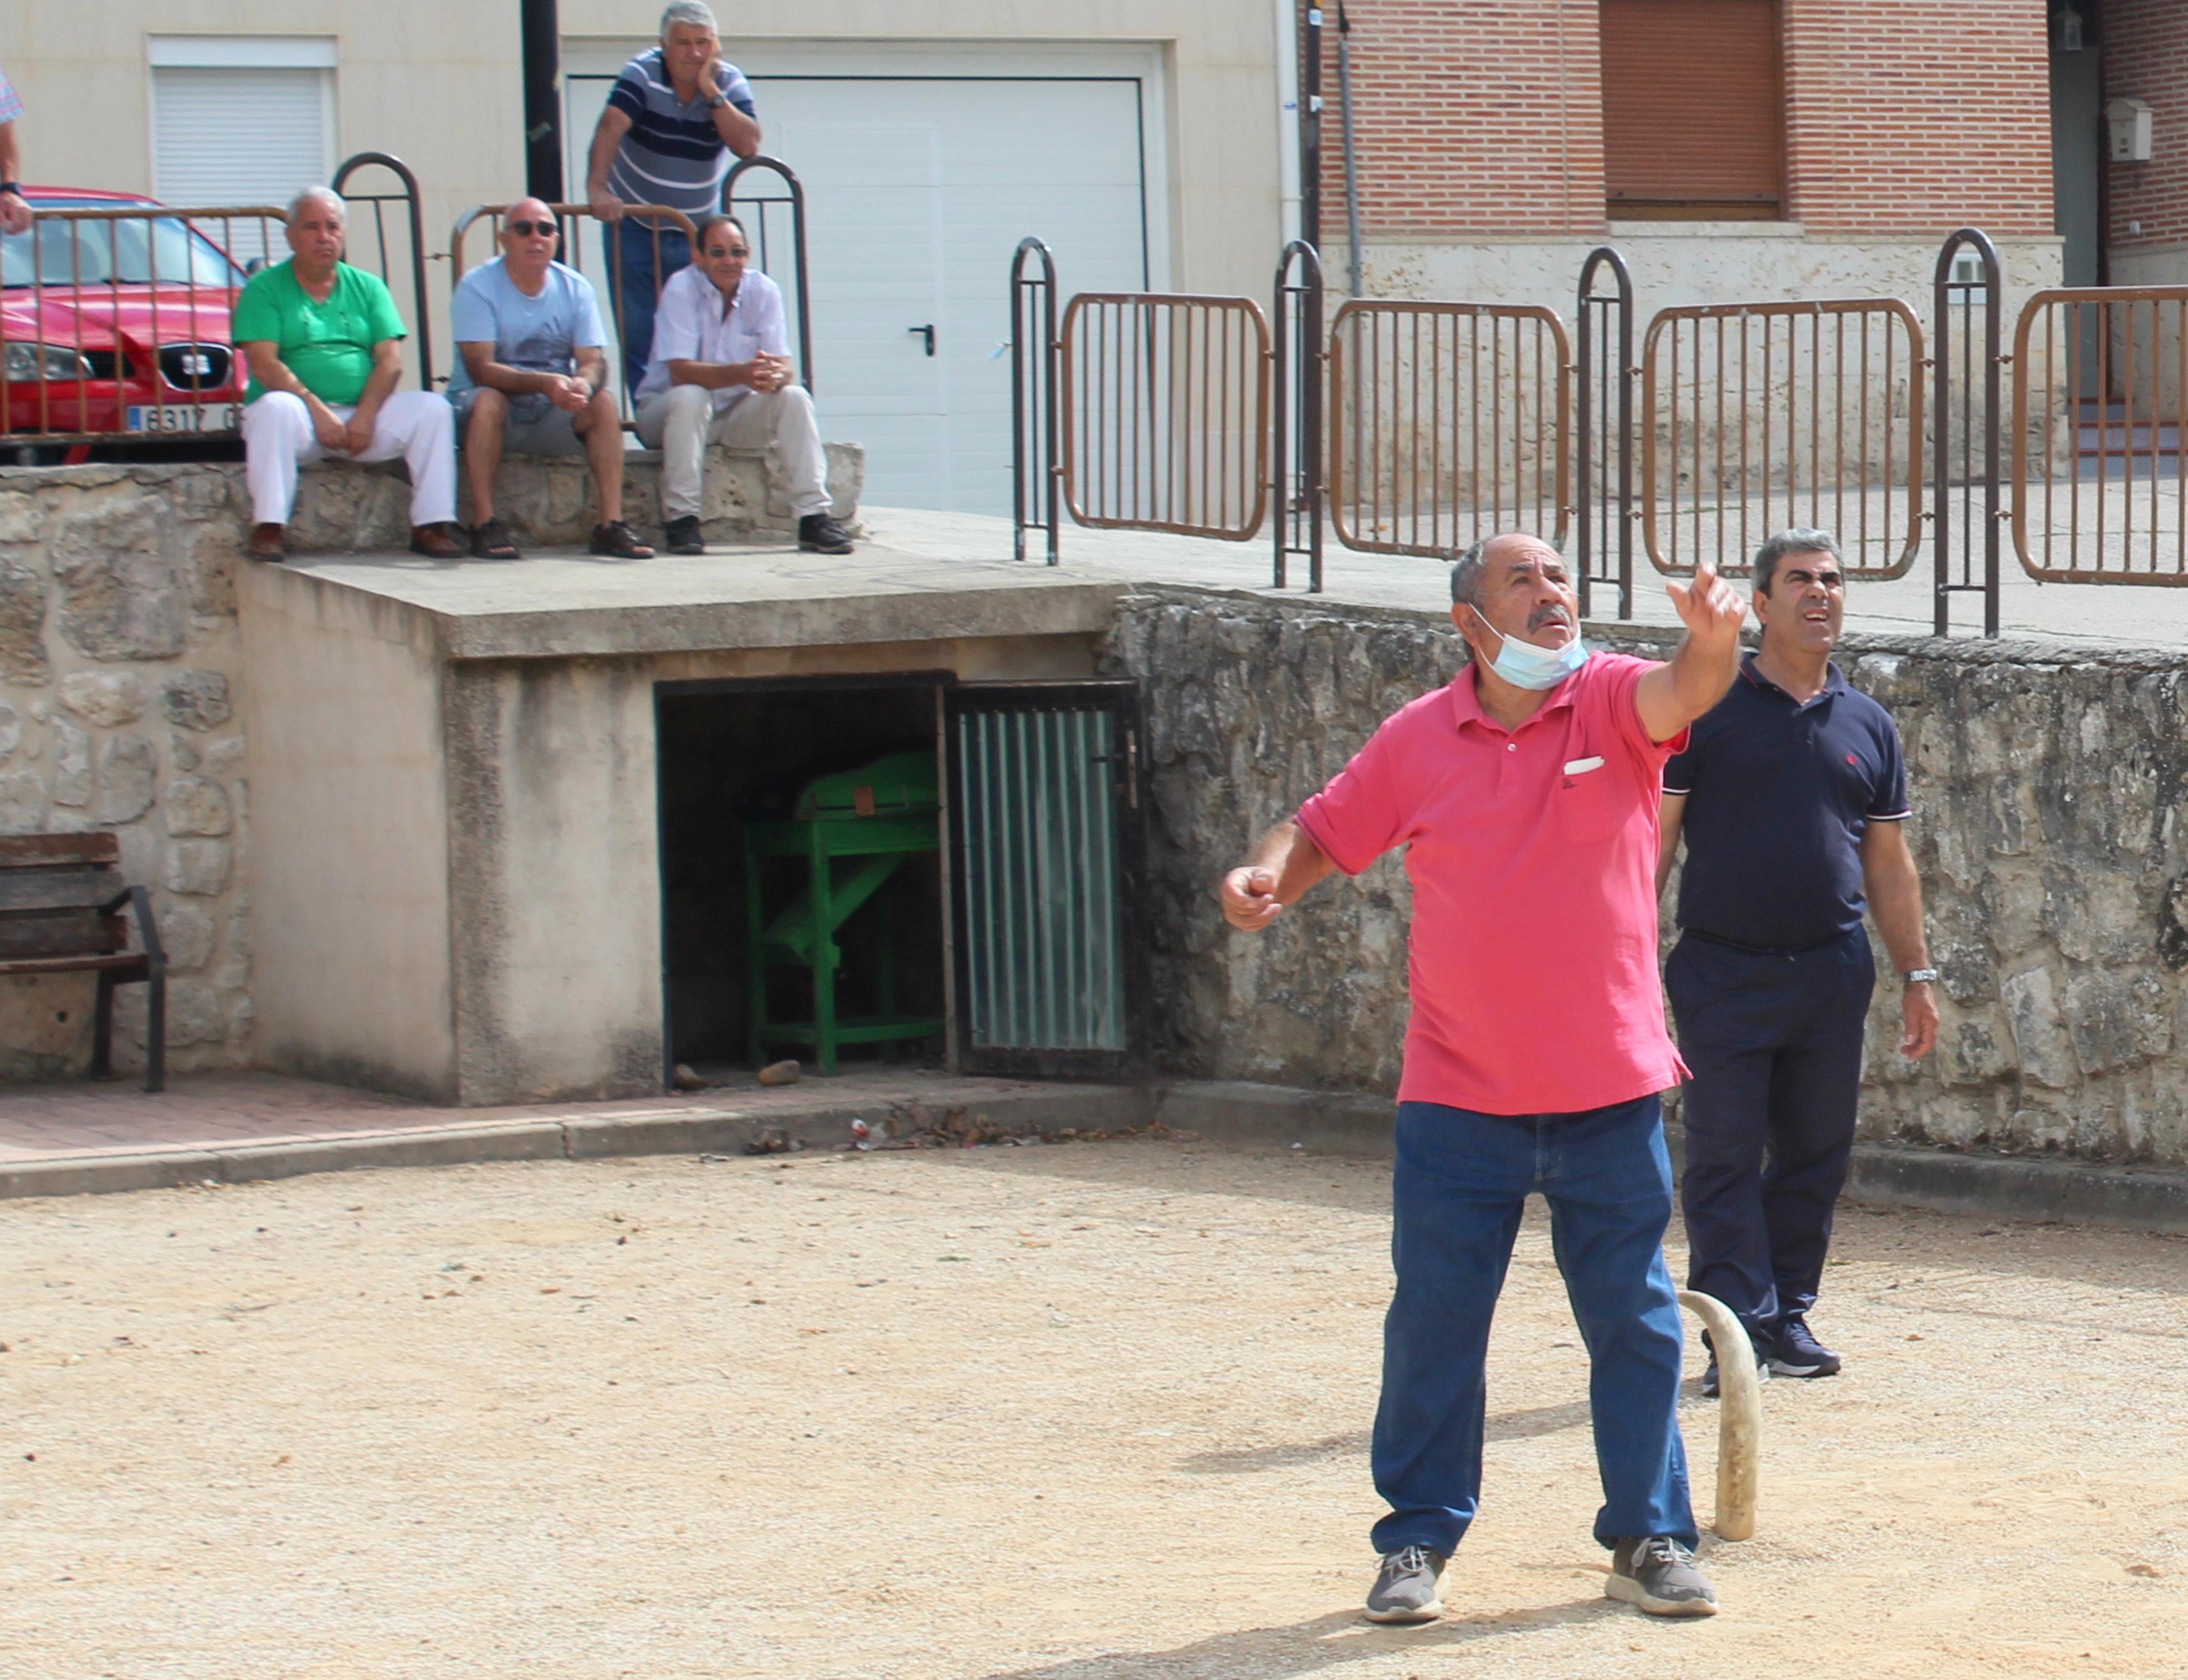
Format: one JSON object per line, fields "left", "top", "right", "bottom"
{"left": 234, "top": 187, "right": 463, "bottom": 562}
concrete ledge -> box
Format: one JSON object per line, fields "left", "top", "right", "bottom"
{"left": 1152, "top": 1080, "right": 1393, "bottom": 1156}
{"left": 1844, "top": 1143, "right": 2188, "bottom": 1236}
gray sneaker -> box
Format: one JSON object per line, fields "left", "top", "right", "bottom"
{"left": 1606, "top": 1535, "right": 1719, "bottom": 1617}
{"left": 1364, "top": 1544, "right": 1446, "bottom": 1623}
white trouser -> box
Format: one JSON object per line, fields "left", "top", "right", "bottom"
{"left": 242, "top": 388, "right": 458, "bottom": 527}
{"left": 634, "top": 383, "right": 830, "bottom": 521}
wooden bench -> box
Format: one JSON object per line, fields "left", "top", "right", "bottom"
{"left": 0, "top": 833, "right": 166, "bottom": 1092}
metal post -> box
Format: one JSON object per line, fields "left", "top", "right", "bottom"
{"left": 1337, "top": 2, "right": 1362, "bottom": 299}
{"left": 1931, "top": 228, "right": 2003, "bottom": 638}
{"left": 1301, "top": 6, "right": 1324, "bottom": 253}
{"left": 725, "top": 156, "right": 816, "bottom": 395}
{"left": 1576, "top": 246, "right": 1635, "bottom": 619}
{"left": 1274, "top": 240, "right": 1325, "bottom": 591}
{"left": 1011, "top": 238, "right": 1060, "bottom": 566}
{"left": 520, "top": 0, "right": 565, "bottom": 203}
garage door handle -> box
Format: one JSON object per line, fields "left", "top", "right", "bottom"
{"left": 908, "top": 324, "right": 935, "bottom": 357}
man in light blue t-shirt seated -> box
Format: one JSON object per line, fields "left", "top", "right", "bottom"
{"left": 448, "top": 198, "right": 652, "bottom": 559}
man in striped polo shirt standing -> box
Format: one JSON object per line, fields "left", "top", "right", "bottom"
{"left": 585, "top": 2, "right": 762, "bottom": 390}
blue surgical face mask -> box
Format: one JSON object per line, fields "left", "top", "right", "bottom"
{"left": 1477, "top": 617, "right": 1589, "bottom": 690}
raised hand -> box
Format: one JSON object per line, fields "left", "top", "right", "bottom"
{"left": 1666, "top": 560, "right": 1746, "bottom": 648}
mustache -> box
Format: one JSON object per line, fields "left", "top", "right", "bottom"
{"left": 1527, "top": 603, "right": 1574, "bottom": 631}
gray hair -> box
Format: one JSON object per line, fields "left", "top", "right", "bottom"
{"left": 1753, "top": 527, "right": 1841, "bottom": 595}
{"left": 287, "top": 186, "right": 346, "bottom": 226}
{"left": 1449, "top": 537, "right": 1492, "bottom": 609}
{"left": 660, "top": 1, "right": 719, "bottom": 33}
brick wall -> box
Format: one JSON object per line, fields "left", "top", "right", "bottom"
{"left": 1310, "top": 1, "right": 2053, "bottom": 239}
{"left": 2105, "top": 0, "right": 2188, "bottom": 254}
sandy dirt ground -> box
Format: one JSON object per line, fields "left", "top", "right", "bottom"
{"left": 2, "top": 1133, "right": 2185, "bottom": 1679}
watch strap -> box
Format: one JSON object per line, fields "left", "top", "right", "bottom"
{"left": 1902, "top": 967, "right": 1939, "bottom": 985}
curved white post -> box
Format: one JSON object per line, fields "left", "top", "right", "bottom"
{"left": 1677, "top": 1288, "right": 1760, "bottom": 1541}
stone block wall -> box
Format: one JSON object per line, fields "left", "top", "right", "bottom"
{"left": 1107, "top": 589, "right": 2188, "bottom": 1171}
{"left": 0, "top": 465, "right": 251, "bottom": 1078}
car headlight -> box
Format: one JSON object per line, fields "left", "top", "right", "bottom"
{"left": 3, "top": 342, "right": 96, "bottom": 380}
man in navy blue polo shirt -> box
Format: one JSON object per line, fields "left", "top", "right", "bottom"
{"left": 1656, "top": 528, "right": 1939, "bottom": 1395}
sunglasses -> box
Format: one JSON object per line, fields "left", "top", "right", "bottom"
{"left": 506, "top": 218, "right": 559, "bottom": 238}
{"left": 709, "top": 244, "right": 751, "bottom": 258}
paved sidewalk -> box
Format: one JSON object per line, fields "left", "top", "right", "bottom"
{"left": 0, "top": 1069, "right": 1141, "bottom": 1199}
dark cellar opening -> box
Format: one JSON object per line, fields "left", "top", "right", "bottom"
{"left": 654, "top": 678, "right": 948, "bottom": 1077}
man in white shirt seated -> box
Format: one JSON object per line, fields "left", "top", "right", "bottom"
{"left": 448, "top": 198, "right": 652, "bottom": 560}
{"left": 632, "top": 213, "right": 853, "bottom": 556}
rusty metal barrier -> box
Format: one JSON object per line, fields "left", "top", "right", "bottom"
{"left": 1, "top": 201, "right": 278, "bottom": 446}
{"left": 1327, "top": 300, "right": 1571, "bottom": 556}
{"left": 1642, "top": 299, "right": 1925, "bottom": 578}
{"left": 450, "top": 202, "right": 696, "bottom": 418}
{"left": 1059, "top": 293, "right": 1271, "bottom": 541}
{"left": 2011, "top": 286, "right": 2188, "bottom": 584}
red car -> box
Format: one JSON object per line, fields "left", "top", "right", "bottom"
{"left": 2, "top": 186, "right": 257, "bottom": 459}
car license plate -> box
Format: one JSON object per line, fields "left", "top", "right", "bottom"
{"left": 127, "top": 402, "right": 239, "bottom": 434}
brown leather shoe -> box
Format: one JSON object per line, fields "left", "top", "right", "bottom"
{"left": 409, "top": 523, "right": 465, "bottom": 559}
{"left": 247, "top": 522, "right": 286, "bottom": 562}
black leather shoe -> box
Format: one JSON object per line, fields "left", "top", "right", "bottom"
{"left": 798, "top": 513, "right": 855, "bottom": 555}
{"left": 663, "top": 515, "right": 705, "bottom": 555}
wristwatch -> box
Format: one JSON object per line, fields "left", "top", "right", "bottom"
{"left": 0, "top": 183, "right": 20, "bottom": 197}
{"left": 705, "top": 92, "right": 729, "bottom": 110}
{"left": 1902, "top": 968, "right": 1939, "bottom": 985}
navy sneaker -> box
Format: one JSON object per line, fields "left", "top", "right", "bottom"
{"left": 1363, "top": 1545, "right": 1446, "bottom": 1623}
{"left": 1770, "top": 1315, "right": 1843, "bottom": 1378}
{"left": 1700, "top": 1329, "right": 1770, "bottom": 1399}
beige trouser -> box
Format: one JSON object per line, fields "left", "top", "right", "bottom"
{"left": 633, "top": 383, "right": 830, "bottom": 520}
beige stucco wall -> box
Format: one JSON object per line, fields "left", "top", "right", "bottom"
{"left": 0, "top": 0, "right": 1288, "bottom": 311}
{"left": 238, "top": 562, "right": 455, "bottom": 1100}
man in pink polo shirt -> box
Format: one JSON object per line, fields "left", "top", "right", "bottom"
{"left": 1219, "top": 531, "right": 1745, "bottom": 1623}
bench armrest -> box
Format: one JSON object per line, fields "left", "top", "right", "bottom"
{"left": 101, "top": 883, "right": 167, "bottom": 970}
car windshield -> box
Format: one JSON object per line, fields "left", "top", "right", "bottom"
{"left": 2, "top": 202, "right": 248, "bottom": 290}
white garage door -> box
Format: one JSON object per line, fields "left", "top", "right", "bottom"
{"left": 565, "top": 53, "right": 1156, "bottom": 515}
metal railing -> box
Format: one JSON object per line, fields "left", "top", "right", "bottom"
{"left": 2011, "top": 286, "right": 2188, "bottom": 585}
{"left": 1010, "top": 237, "right": 1060, "bottom": 566}
{"left": 1058, "top": 292, "right": 1271, "bottom": 541}
{"left": 1272, "top": 240, "right": 1325, "bottom": 590}
{"left": 449, "top": 201, "right": 697, "bottom": 418}
{"left": 1328, "top": 300, "right": 1571, "bottom": 556}
{"left": 1, "top": 201, "right": 277, "bottom": 444}
{"left": 1934, "top": 229, "right": 2003, "bottom": 634}
{"left": 724, "top": 156, "right": 816, "bottom": 395}
{"left": 1642, "top": 299, "right": 1926, "bottom": 579}
{"left": 1575, "top": 246, "right": 1636, "bottom": 618}
{"left": 331, "top": 152, "right": 434, "bottom": 391}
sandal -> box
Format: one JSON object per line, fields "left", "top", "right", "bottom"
{"left": 468, "top": 516, "right": 520, "bottom": 560}
{"left": 588, "top": 519, "right": 655, "bottom": 559}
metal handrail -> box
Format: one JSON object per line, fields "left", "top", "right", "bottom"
{"left": 724, "top": 155, "right": 815, "bottom": 394}
{"left": 332, "top": 152, "right": 434, "bottom": 390}
{"left": 1576, "top": 245, "right": 1635, "bottom": 618}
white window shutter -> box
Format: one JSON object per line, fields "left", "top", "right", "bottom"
{"left": 152, "top": 67, "right": 332, "bottom": 262}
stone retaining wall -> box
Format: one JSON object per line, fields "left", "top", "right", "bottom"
{"left": 0, "top": 438, "right": 863, "bottom": 1081}
{"left": 1106, "top": 589, "right": 2188, "bottom": 1171}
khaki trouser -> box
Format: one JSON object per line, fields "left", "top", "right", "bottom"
{"left": 633, "top": 383, "right": 830, "bottom": 521}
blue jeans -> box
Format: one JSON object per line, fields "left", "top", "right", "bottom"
{"left": 1372, "top": 1094, "right": 1697, "bottom": 1556}
{"left": 612, "top": 221, "right": 693, "bottom": 394}
{"left": 1667, "top": 927, "right": 1874, "bottom": 1349}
